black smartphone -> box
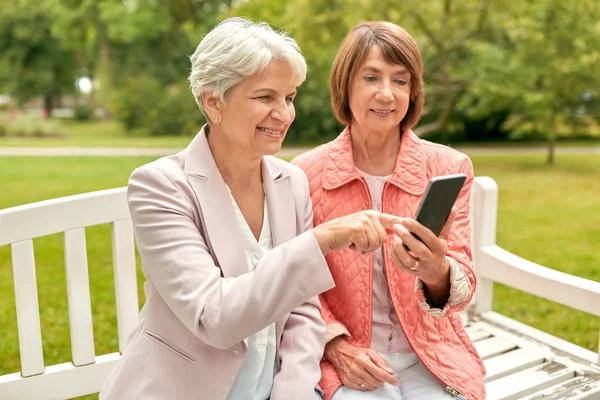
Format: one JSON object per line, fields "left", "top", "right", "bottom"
{"left": 403, "top": 173, "right": 466, "bottom": 250}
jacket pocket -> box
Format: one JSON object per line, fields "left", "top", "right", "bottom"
{"left": 143, "top": 330, "right": 195, "bottom": 364}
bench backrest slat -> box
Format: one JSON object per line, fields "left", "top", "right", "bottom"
{"left": 0, "top": 188, "right": 130, "bottom": 247}
{"left": 11, "top": 239, "right": 44, "bottom": 377}
{"left": 64, "top": 228, "right": 96, "bottom": 366}
{"left": 111, "top": 219, "right": 139, "bottom": 353}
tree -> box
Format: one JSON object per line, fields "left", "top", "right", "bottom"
{"left": 229, "top": 0, "right": 600, "bottom": 154}
{"left": 457, "top": 0, "right": 600, "bottom": 163}
{"left": 0, "top": 0, "right": 78, "bottom": 114}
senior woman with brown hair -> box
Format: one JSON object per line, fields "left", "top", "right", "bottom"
{"left": 293, "top": 22, "right": 485, "bottom": 400}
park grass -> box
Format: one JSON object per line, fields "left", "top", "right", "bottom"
{"left": 0, "top": 119, "right": 193, "bottom": 148}
{"left": 0, "top": 154, "right": 599, "bottom": 398}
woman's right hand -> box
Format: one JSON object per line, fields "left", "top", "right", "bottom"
{"left": 324, "top": 337, "right": 400, "bottom": 391}
{"left": 312, "top": 210, "right": 401, "bottom": 255}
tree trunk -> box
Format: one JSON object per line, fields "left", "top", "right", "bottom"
{"left": 547, "top": 117, "right": 556, "bottom": 165}
{"left": 43, "top": 94, "right": 54, "bottom": 117}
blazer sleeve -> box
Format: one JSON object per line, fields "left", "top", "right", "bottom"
{"left": 271, "top": 171, "right": 330, "bottom": 400}
{"left": 127, "top": 164, "right": 335, "bottom": 350}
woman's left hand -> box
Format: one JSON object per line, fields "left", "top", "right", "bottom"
{"left": 388, "top": 210, "right": 456, "bottom": 304}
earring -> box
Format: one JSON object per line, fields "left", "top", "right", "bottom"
{"left": 213, "top": 116, "right": 220, "bottom": 123}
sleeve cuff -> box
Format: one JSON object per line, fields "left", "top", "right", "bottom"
{"left": 325, "top": 322, "right": 351, "bottom": 344}
{"left": 414, "top": 257, "right": 470, "bottom": 318}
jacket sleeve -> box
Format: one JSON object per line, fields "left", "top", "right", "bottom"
{"left": 414, "top": 156, "right": 476, "bottom": 317}
{"left": 321, "top": 296, "right": 351, "bottom": 344}
{"left": 271, "top": 170, "right": 335, "bottom": 400}
{"left": 128, "top": 165, "right": 335, "bottom": 350}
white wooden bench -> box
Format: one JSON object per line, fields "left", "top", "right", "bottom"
{"left": 0, "top": 177, "right": 599, "bottom": 399}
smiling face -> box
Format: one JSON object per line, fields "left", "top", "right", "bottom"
{"left": 205, "top": 59, "right": 298, "bottom": 157}
{"left": 348, "top": 45, "right": 412, "bottom": 137}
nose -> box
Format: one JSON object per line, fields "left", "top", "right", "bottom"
{"left": 375, "top": 81, "right": 394, "bottom": 102}
{"left": 271, "top": 102, "right": 293, "bottom": 125}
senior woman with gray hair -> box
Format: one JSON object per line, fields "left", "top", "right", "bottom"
{"left": 100, "top": 18, "right": 402, "bottom": 400}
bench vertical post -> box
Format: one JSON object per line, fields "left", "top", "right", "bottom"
{"left": 472, "top": 177, "right": 498, "bottom": 315}
{"left": 111, "top": 219, "right": 139, "bottom": 353}
{"left": 11, "top": 240, "right": 45, "bottom": 378}
{"left": 64, "top": 228, "right": 96, "bottom": 366}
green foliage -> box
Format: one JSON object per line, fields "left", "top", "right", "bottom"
{"left": 113, "top": 74, "right": 163, "bottom": 131}
{"left": 147, "top": 84, "right": 205, "bottom": 136}
{"left": 0, "top": 0, "right": 78, "bottom": 110}
{"left": 73, "top": 102, "right": 95, "bottom": 121}
{"left": 456, "top": 0, "right": 600, "bottom": 141}
{"left": 1, "top": 0, "right": 599, "bottom": 143}
{"left": 227, "top": 0, "right": 600, "bottom": 145}
{"left": 113, "top": 74, "right": 204, "bottom": 135}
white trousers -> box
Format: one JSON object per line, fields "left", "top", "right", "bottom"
{"left": 331, "top": 352, "right": 456, "bottom": 400}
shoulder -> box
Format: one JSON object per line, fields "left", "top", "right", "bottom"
{"left": 128, "top": 152, "right": 187, "bottom": 190}
{"left": 420, "top": 139, "right": 473, "bottom": 176}
{"left": 264, "top": 155, "right": 304, "bottom": 176}
{"left": 290, "top": 142, "right": 333, "bottom": 177}
{"left": 263, "top": 156, "right": 310, "bottom": 195}
{"left": 290, "top": 142, "right": 332, "bottom": 170}
{"left": 263, "top": 155, "right": 308, "bottom": 185}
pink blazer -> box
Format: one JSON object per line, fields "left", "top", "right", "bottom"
{"left": 100, "top": 126, "right": 335, "bottom": 400}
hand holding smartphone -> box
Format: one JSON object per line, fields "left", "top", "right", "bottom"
{"left": 402, "top": 174, "right": 466, "bottom": 251}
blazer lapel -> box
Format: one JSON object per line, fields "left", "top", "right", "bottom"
{"left": 184, "top": 127, "right": 248, "bottom": 278}
{"left": 262, "top": 157, "right": 296, "bottom": 247}
{"left": 262, "top": 157, "right": 298, "bottom": 349}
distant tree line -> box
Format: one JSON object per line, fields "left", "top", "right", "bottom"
{"left": 0, "top": 0, "right": 599, "bottom": 160}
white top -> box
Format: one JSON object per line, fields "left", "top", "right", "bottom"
{"left": 355, "top": 167, "right": 412, "bottom": 354}
{"left": 226, "top": 190, "right": 277, "bottom": 400}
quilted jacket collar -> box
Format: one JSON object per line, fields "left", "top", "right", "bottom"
{"left": 322, "top": 126, "right": 427, "bottom": 195}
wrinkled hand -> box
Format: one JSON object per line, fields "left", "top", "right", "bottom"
{"left": 388, "top": 209, "right": 456, "bottom": 304}
{"left": 313, "top": 210, "right": 401, "bottom": 255}
{"left": 324, "top": 337, "right": 399, "bottom": 391}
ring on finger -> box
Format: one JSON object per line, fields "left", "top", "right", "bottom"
{"left": 410, "top": 260, "right": 420, "bottom": 271}
{"left": 359, "top": 380, "right": 366, "bottom": 388}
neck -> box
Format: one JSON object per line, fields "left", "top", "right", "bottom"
{"left": 350, "top": 124, "right": 401, "bottom": 176}
{"left": 207, "top": 126, "right": 263, "bottom": 188}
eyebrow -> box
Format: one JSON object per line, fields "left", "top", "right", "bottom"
{"left": 253, "top": 88, "right": 277, "bottom": 94}
{"left": 361, "top": 66, "right": 410, "bottom": 75}
{"left": 252, "top": 88, "right": 297, "bottom": 96}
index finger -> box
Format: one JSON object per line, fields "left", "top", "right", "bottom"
{"left": 376, "top": 213, "right": 405, "bottom": 230}
{"left": 361, "top": 356, "right": 400, "bottom": 386}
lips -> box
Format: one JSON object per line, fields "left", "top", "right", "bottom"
{"left": 371, "top": 109, "right": 394, "bottom": 116}
{"left": 257, "top": 127, "right": 284, "bottom": 137}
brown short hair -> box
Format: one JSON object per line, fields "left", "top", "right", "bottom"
{"left": 330, "top": 21, "right": 424, "bottom": 132}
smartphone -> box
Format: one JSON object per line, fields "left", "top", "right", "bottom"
{"left": 403, "top": 173, "right": 466, "bottom": 250}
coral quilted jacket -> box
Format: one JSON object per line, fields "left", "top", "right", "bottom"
{"left": 292, "top": 127, "right": 486, "bottom": 400}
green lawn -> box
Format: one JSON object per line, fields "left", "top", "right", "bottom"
{"left": 0, "top": 154, "right": 598, "bottom": 398}
{"left": 0, "top": 120, "right": 193, "bottom": 148}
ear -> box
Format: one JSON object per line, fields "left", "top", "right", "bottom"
{"left": 200, "top": 90, "right": 222, "bottom": 120}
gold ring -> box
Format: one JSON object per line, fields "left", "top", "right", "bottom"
{"left": 360, "top": 380, "right": 366, "bottom": 388}
{"left": 410, "top": 261, "right": 420, "bottom": 271}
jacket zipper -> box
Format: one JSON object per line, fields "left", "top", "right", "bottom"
{"left": 380, "top": 181, "right": 468, "bottom": 400}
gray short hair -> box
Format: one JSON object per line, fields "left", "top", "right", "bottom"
{"left": 189, "top": 17, "right": 307, "bottom": 116}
